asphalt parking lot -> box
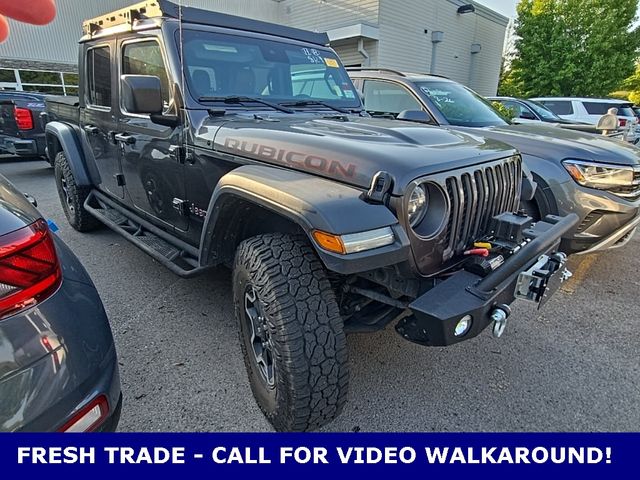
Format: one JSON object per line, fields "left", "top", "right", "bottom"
{"left": 1, "top": 155, "right": 639, "bottom": 432}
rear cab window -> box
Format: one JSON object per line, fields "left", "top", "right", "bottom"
{"left": 86, "top": 45, "right": 112, "bottom": 109}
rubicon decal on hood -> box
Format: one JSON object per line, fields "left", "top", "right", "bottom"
{"left": 222, "top": 138, "right": 357, "bottom": 180}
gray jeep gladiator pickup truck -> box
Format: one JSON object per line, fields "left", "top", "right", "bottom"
{"left": 44, "top": 1, "right": 577, "bottom": 431}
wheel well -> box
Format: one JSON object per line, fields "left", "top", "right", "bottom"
{"left": 527, "top": 172, "right": 559, "bottom": 219}
{"left": 45, "top": 133, "right": 62, "bottom": 162}
{"left": 204, "top": 196, "right": 307, "bottom": 267}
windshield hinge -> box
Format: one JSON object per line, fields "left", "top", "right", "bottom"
{"left": 169, "top": 145, "right": 194, "bottom": 165}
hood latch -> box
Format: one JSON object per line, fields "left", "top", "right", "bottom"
{"left": 365, "top": 171, "right": 393, "bottom": 204}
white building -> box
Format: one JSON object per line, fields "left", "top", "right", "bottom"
{"left": 0, "top": 0, "right": 508, "bottom": 95}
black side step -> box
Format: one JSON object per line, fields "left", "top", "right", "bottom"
{"left": 84, "top": 190, "right": 209, "bottom": 278}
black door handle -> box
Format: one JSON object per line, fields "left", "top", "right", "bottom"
{"left": 83, "top": 124, "right": 99, "bottom": 134}
{"left": 114, "top": 133, "right": 136, "bottom": 145}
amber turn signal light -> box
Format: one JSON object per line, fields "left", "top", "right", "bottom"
{"left": 312, "top": 230, "right": 346, "bottom": 255}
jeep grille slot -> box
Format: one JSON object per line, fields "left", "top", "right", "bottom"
{"left": 443, "top": 157, "right": 522, "bottom": 259}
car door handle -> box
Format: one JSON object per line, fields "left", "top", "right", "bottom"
{"left": 84, "top": 124, "right": 99, "bottom": 134}
{"left": 114, "top": 133, "right": 136, "bottom": 145}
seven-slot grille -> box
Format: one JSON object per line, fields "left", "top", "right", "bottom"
{"left": 443, "top": 156, "right": 522, "bottom": 258}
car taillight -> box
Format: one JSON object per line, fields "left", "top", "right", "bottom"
{"left": 14, "top": 106, "right": 34, "bottom": 130}
{"left": 0, "top": 219, "right": 61, "bottom": 320}
{"left": 59, "top": 395, "right": 109, "bottom": 432}
{"left": 619, "top": 118, "right": 627, "bottom": 127}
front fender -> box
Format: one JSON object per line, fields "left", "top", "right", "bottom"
{"left": 199, "top": 165, "right": 411, "bottom": 275}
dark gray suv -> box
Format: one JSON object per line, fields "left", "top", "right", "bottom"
{"left": 0, "top": 174, "right": 121, "bottom": 431}
{"left": 348, "top": 68, "right": 640, "bottom": 254}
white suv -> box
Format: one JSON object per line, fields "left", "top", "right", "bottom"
{"left": 530, "top": 97, "right": 639, "bottom": 142}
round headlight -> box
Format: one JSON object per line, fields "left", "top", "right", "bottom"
{"left": 407, "top": 184, "right": 428, "bottom": 227}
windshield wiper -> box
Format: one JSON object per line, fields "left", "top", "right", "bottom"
{"left": 279, "top": 100, "right": 354, "bottom": 114}
{"left": 197, "top": 95, "right": 294, "bottom": 114}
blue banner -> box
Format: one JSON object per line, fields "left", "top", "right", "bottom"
{"left": 1, "top": 433, "right": 637, "bottom": 477}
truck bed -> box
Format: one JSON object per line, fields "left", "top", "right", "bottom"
{"left": 45, "top": 95, "right": 80, "bottom": 124}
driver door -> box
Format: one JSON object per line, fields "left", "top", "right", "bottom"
{"left": 115, "top": 37, "right": 188, "bottom": 232}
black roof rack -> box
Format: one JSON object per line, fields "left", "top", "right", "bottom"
{"left": 82, "top": 0, "right": 329, "bottom": 46}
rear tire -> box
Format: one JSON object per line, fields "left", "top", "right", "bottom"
{"left": 233, "top": 233, "right": 349, "bottom": 431}
{"left": 54, "top": 151, "right": 100, "bottom": 232}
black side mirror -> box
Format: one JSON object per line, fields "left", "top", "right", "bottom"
{"left": 121, "top": 75, "right": 163, "bottom": 115}
{"left": 24, "top": 193, "right": 37, "bottom": 207}
{"left": 397, "top": 110, "right": 431, "bottom": 123}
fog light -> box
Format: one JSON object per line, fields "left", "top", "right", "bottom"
{"left": 454, "top": 315, "right": 472, "bottom": 337}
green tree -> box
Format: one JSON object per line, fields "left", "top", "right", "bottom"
{"left": 509, "top": 0, "right": 640, "bottom": 97}
{"left": 619, "top": 62, "right": 640, "bottom": 103}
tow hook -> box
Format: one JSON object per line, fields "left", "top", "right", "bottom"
{"left": 490, "top": 304, "right": 511, "bottom": 338}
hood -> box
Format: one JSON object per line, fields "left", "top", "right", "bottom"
{"left": 459, "top": 123, "right": 640, "bottom": 166}
{"left": 194, "top": 114, "right": 517, "bottom": 195}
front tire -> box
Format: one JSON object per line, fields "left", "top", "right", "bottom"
{"left": 54, "top": 151, "right": 100, "bottom": 232}
{"left": 233, "top": 233, "right": 349, "bottom": 431}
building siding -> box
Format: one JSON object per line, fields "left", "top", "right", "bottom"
{"left": 281, "top": 0, "right": 379, "bottom": 31}
{"left": 377, "top": 0, "right": 507, "bottom": 95}
{"left": 0, "top": 0, "right": 283, "bottom": 66}
{"left": 0, "top": 0, "right": 506, "bottom": 94}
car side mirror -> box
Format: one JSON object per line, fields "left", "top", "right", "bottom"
{"left": 397, "top": 110, "right": 431, "bottom": 123}
{"left": 121, "top": 75, "right": 163, "bottom": 115}
{"left": 24, "top": 193, "right": 37, "bottom": 207}
{"left": 519, "top": 110, "right": 537, "bottom": 120}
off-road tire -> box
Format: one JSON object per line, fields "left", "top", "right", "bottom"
{"left": 233, "top": 233, "right": 349, "bottom": 432}
{"left": 54, "top": 151, "right": 100, "bottom": 232}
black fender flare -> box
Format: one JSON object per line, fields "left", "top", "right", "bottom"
{"left": 520, "top": 153, "right": 560, "bottom": 218}
{"left": 45, "top": 121, "right": 93, "bottom": 186}
{"left": 199, "top": 165, "right": 411, "bottom": 275}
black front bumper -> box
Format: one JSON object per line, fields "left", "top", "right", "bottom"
{"left": 396, "top": 214, "right": 579, "bottom": 347}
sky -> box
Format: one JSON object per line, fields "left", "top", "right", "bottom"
{"left": 475, "top": 0, "right": 518, "bottom": 19}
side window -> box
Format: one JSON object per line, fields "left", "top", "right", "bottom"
{"left": 540, "top": 100, "right": 573, "bottom": 115}
{"left": 583, "top": 102, "right": 614, "bottom": 115}
{"left": 87, "top": 46, "right": 112, "bottom": 108}
{"left": 362, "top": 80, "right": 422, "bottom": 116}
{"left": 501, "top": 100, "right": 521, "bottom": 114}
{"left": 503, "top": 100, "right": 534, "bottom": 118}
{"left": 122, "top": 41, "right": 170, "bottom": 111}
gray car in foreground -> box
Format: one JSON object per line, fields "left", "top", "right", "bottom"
{"left": 0, "top": 174, "right": 121, "bottom": 431}
{"left": 348, "top": 68, "right": 640, "bottom": 254}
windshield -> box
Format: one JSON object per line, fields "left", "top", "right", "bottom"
{"left": 525, "top": 100, "right": 561, "bottom": 121}
{"left": 180, "top": 30, "right": 361, "bottom": 109}
{"left": 416, "top": 81, "right": 507, "bottom": 127}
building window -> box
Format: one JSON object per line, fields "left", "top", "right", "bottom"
{"left": 87, "top": 46, "right": 112, "bottom": 107}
